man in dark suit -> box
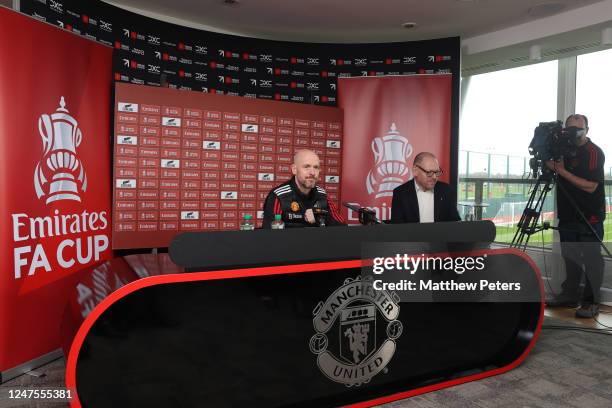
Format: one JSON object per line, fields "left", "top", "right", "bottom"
{"left": 391, "top": 152, "right": 461, "bottom": 223}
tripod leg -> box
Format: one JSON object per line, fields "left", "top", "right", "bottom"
{"left": 512, "top": 178, "right": 541, "bottom": 247}
{"left": 511, "top": 174, "right": 553, "bottom": 249}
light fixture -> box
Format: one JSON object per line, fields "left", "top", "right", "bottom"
{"left": 602, "top": 27, "right": 612, "bottom": 46}
{"left": 529, "top": 44, "right": 542, "bottom": 61}
{"left": 402, "top": 22, "right": 417, "bottom": 29}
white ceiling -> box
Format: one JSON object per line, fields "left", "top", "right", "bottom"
{"left": 105, "top": 0, "right": 612, "bottom": 74}
{"left": 105, "top": 0, "right": 603, "bottom": 43}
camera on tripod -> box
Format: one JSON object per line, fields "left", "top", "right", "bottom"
{"left": 512, "top": 118, "right": 606, "bottom": 252}
{"left": 513, "top": 120, "right": 582, "bottom": 247}
{"left": 528, "top": 120, "right": 585, "bottom": 176}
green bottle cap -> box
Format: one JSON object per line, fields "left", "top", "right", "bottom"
{"left": 274, "top": 214, "right": 282, "bottom": 220}
{"left": 244, "top": 214, "right": 252, "bottom": 220}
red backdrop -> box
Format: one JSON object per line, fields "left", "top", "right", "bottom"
{"left": 338, "top": 75, "right": 452, "bottom": 223}
{"left": 0, "top": 8, "right": 112, "bottom": 371}
{"left": 113, "top": 83, "right": 343, "bottom": 249}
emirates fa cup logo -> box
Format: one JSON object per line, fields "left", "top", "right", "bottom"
{"left": 366, "top": 123, "right": 413, "bottom": 198}
{"left": 34, "top": 97, "right": 88, "bottom": 204}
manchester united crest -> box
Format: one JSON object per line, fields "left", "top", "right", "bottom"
{"left": 290, "top": 201, "right": 300, "bottom": 212}
{"left": 309, "top": 276, "right": 402, "bottom": 387}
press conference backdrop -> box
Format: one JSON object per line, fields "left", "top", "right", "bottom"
{"left": 19, "top": 0, "right": 460, "bottom": 108}
{"left": 21, "top": 0, "right": 461, "bottom": 221}
{"left": 113, "top": 82, "right": 343, "bottom": 249}
{"left": 338, "top": 75, "right": 453, "bottom": 223}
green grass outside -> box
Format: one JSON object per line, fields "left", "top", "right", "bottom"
{"left": 458, "top": 181, "right": 612, "bottom": 245}
{"left": 459, "top": 182, "right": 533, "bottom": 201}
{"left": 495, "top": 225, "right": 554, "bottom": 245}
{"left": 494, "top": 223, "right": 612, "bottom": 246}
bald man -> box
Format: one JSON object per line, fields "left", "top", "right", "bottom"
{"left": 262, "top": 149, "right": 345, "bottom": 228}
{"left": 391, "top": 152, "right": 461, "bottom": 223}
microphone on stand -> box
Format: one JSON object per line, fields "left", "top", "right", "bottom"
{"left": 342, "top": 202, "right": 382, "bottom": 225}
{"left": 312, "top": 201, "right": 328, "bottom": 227}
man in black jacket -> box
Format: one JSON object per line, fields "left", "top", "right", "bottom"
{"left": 390, "top": 152, "right": 461, "bottom": 223}
{"left": 262, "top": 149, "right": 345, "bottom": 228}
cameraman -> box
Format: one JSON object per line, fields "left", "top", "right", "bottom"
{"left": 546, "top": 114, "right": 606, "bottom": 318}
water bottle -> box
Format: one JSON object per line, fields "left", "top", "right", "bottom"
{"left": 240, "top": 214, "right": 255, "bottom": 231}
{"left": 271, "top": 214, "right": 285, "bottom": 230}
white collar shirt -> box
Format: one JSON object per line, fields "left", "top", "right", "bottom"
{"left": 415, "top": 181, "right": 434, "bottom": 223}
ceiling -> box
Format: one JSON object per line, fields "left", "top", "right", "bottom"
{"left": 105, "top": 0, "right": 604, "bottom": 43}
{"left": 104, "top": 0, "right": 612, "bottom": 75}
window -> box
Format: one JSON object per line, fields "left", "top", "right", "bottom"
{"left": 577, "top": 49, "right": 612, "bottom": 241}
{"left": 460, "top": 61, "right": 558, "bottom": 244}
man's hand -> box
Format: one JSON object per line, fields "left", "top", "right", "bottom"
{"left": 545, "top": 159, "right": 566, "bottom": 175}
{"left": 304, "top": 209, "right": 316, "bottom": 224}
{"left": 546, "top": 159, "right": 598, "bottom": 194}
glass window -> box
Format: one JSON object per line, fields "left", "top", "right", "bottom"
{"left": 576, "top": 49, "right": 612, "bottom": 242}
{"left": 461, "top": 61, "right": 558, "bottom": 158}
{"left": 460, "top": 61, "right": 558, "bottom": 244}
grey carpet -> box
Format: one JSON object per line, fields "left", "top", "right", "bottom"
{"left": 382, "top": 318, "right": 612, "bottom": 408}
{"left": 0, "top": 317, "right": 610, "bottom": 408}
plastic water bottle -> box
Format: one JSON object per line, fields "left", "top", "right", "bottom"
{"left": 240, "top": 214, "right": 255, "bottom": 231}
{"left": 271, "top": 214, "right": 285, "bottom": 230}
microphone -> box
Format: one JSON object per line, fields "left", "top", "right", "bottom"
{"left": 312, "top": 202, "right": 328, "bottom": 227}
{"left": 342, "top": 202, "right": 382, "bottom": 225}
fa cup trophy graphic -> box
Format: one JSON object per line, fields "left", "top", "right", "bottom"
{"left": 366, "top": 123, "right": 413, "bottom": 198}
{"left": 34, "top": 97, "right": 88, "bottom": 204}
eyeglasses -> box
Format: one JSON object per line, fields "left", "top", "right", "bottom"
{"left": 415, "top": 165, "right": 443, "bottom": 178}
